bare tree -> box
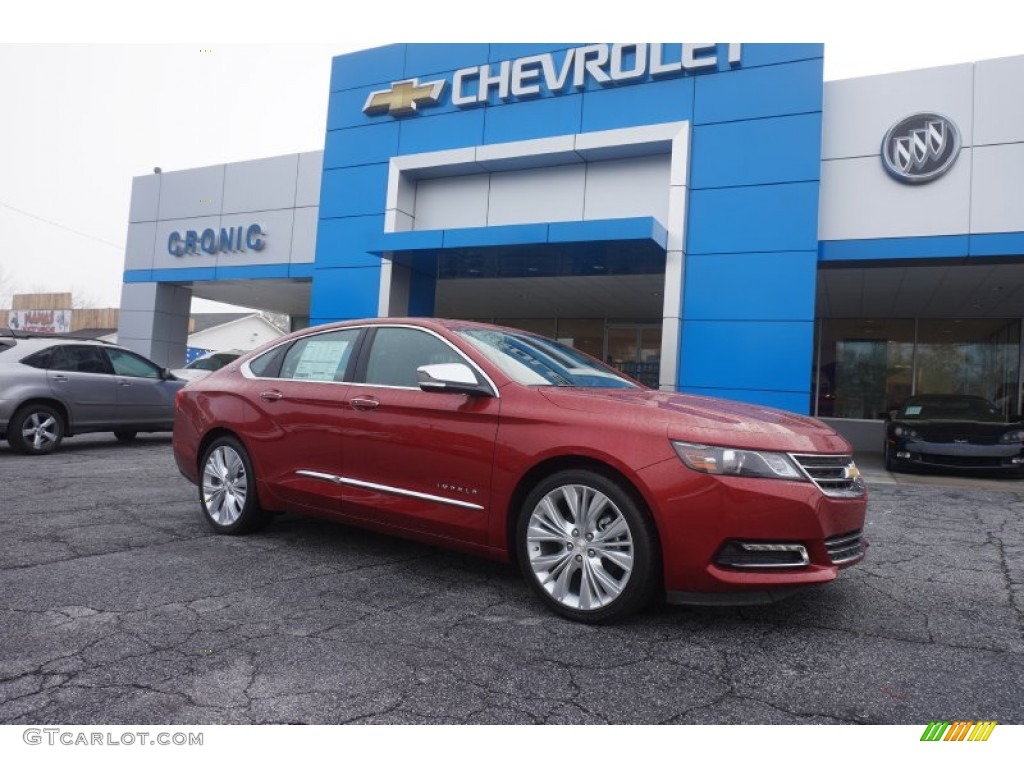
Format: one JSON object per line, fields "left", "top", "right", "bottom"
{"left": 0, "top": 265, "right": 15, "bottom": 315}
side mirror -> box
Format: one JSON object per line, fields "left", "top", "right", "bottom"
{"left": 160, "top": 368, "right": 176, "bottom": 381}
{"left": 882, "top": 410, "right": 897, "bottom": 422}
{"left": 417, "top": 363, "right": 493, "bottom": 397}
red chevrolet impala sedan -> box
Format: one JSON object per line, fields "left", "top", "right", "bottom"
{"left": 173, "top": 318, "right": 867, "bottom": 622}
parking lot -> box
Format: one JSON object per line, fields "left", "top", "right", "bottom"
{"left": 1, "top": 434, "right": 1023, "bottom": 724}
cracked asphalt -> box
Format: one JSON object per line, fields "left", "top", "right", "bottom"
{"left": 1, "top": 434, "right": 1023, "bottom": 724}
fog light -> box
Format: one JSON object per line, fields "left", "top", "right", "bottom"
{"left": 715, "top": 541, "right": 809, "bottom": 569}
{"left": 897, "top": 451, "right": 911, "bottom": 459}
{"left": 1011, "top": 456, "right": 1024, "bottom": 465}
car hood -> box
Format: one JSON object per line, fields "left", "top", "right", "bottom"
{"left": 538, "top": 388, "right": 851, "bottom": 453}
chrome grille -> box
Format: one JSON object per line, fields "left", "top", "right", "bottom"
{"left": 790, "top": 453, "right": 865, "bottom": 498}
{"left": 825, "top": 530, "right": 865, "bottom": 564}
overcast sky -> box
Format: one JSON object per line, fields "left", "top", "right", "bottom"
{"left": 1, "top": 0, "right": 1020, "bottom": 313}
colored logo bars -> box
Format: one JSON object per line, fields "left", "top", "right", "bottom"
{"left": 920, "top": 720, "right": 997, "bottom": 742}
{"left": 881, "top": 113, "right": 961, "bottom": 184}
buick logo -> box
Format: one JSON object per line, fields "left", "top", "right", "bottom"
{"left": 881, "top": 113, "right": 961, "bottom": 184}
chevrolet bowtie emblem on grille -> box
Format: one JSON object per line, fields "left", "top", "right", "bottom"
{"left": 363, "top": 78, "right": 446, "bottom": 117}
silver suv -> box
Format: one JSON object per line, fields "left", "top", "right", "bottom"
{"left": 0, "top": 335, "right": 186, "bottom": 455}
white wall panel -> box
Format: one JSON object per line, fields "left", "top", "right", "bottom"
{"left": 296, "top": 151, "right": 324, "bottom": 208}
{"left": 290, "top": 207, "right": 319, "bottom": 263}
{"left": 129, "top": 174, "right": 161, "bottom": 223}
{"left": 156, "top": 165, "right": 225, "bottom": 220}
{"left": 124, "top": 222, "right": 157, "bottom": 271}
{"left": 222, "top": 154, "right": 300, "bottom": 214}
{"left": 822, "top": 64, "right": 973, "bottom": 160}
{"left": 487, "top": 164, "right": 586, "bottom": 226}
{"left": 970, "top": 144, "right": 1024, "bottom": 234}
{"left": 413, "top": 174, "right": 490, "bottom": 230}
{"left": 974, "top": 56, "right": 1024, "bottom": 146}
{"left": 583, "top": 155, "right": 670, "bottom": 222}
{"left": 819, "top": 151, "right": 972, "bottom": 240}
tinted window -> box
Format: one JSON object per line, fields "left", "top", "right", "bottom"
{"left": 51, "top": 345, "right": 113, "bottom": 375}
{"left": 364, "top": 328, "right": 464, "bottom": 388}
{"left": 106, "top": 348, "right": 162, "bottom": 378}
{"left": 900, "top": 396, "right": 1002, "bottom": 422}
{"left": 280, "top": 330, "right": 360, "bottom": 382}
{"left": 248, "top": 347, "right": 285, "bottom": 378}
{"left": 21, "top": 347, "right": 56, "bottom": 369}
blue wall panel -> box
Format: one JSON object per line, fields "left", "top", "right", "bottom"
{"left": 693, "top": 58, "right": 823, "bottom": 125}
{"left": 483, "top": 94, "right": 582, "bottom": 144}
{"left": 687, "top": 183, "right": 820, "bottom": 254}
{"left": 404, "top": 44, "right": 490, "bottom": 77}
{"left": 310, "top": 266, "right": 382, "bottom": 322}
{"left": 680, "top": 320, "right": 815, "bottom": 393}
{"left": 319, "top": 165, "right": 389, "bottom": 218}
{"left": 323, "top": 123, "right": 401, "bottom": 169}
{"left": 740, "top": 43, "right": 824, "bottom": 68}
{"left": 397, "top": 109, "right": 486, "bottom": 155}
{"left": 580, "top": 77, "right": 694, "bottom": 133}
{"left": 684, "top": 252, "right": 817, "bottom": 321}
{"left": 316, "top": 215, "right": 388, "bottom": 268}
{"left": 330, "top": 45, "right": 406, "bottom": 91}
{"left": 690, "top": 113, "right": 822, "bottom": 189}
{"left": 487, "top": 44, "right": 574, "bottom": 62}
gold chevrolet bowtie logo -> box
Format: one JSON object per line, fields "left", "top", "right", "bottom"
{"left": 363, "top": 78, "right": 447, "bottom": 117}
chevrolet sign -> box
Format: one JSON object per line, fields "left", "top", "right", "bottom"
{"left": 363, "top": 43, "right": 742, "bottom": 117}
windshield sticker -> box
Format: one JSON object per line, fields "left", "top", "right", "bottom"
{"left": 904, "top": 405, "right": 922, "bottom": 416}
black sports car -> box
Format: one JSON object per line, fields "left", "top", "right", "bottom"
{"left": 884, "top": 394, "right": 1024, "bottom": 475}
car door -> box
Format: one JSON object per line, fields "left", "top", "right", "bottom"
{"left": 339, "top": 325, "right": 501, "bottom": 544}
{"left": 240, "top": 328, "right": 362, "bottom": 516}
{"left": 103, "top": 347, "right": 179, "bottom": 427}
{"left": 46, "top": 345, "right": 118, "bottom": 431}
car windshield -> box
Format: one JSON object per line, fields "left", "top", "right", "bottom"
{"left": 899, "top": 396, "right": 1003, "bottom": 422}
{"left": 455, "top": 328, "right": 641, "bottom": 389}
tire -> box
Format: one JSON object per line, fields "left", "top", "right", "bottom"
{"left": 114, "top": 431, "right": 138, "bottom": 442}
{"left": 198, "top": 436, "right": 268, "bottom": 534}
{"left": 516, "top": 469, "right": 659, "bottom": 623}
{"left": 884, "top": 440, "right": 897, "bottom": 472}
{"left": 8, "top": 404, "right": 65, "bottom": 455}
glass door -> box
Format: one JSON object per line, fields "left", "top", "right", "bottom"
{"left": 606, "top": 324, "right": 661, "bottom": 388}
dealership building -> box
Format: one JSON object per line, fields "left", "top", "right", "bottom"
{"left": 119, "top": 43, "right": 1024, "bottom": 447}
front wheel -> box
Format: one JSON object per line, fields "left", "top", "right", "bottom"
{"left": 516, "top": 469, "right": 659, "bottom": 623}
{"left": 884, "top": 440, "right": 897, "bottom": 472}
{"left": 8, "top": 405, "right": 65, "bottom": 455}
{"left": 199, "top": 436, "right": 268, "bottom": 534}
{"left": 114, "top": 430, "right": 138, "bottom": 442}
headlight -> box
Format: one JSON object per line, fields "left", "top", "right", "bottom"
{"left": 672, "top": 441, "right": 804, "bottom": 480}
{"left": 1000, "top": 430, "right": 1024, "bottom": 443}
{"left": 892, "top": 425, "right": 919, "bottom": 438}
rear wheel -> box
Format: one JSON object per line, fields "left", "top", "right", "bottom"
{"left": 8, "top": 405, "right": 65, "bottom": 455}
{"left": 199, "top": 436, "right": 268, "bottom": 534}
{"left": 516, "top": 469, "right": 658, "bottom": 623}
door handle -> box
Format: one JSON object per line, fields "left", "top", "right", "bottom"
{"left": 52, "top": 374, "right": 69, "bottom": 383}
{"left": 260, "top": 390, "right": 284, "bottom": 402}
{"left": 118, "top": 379, "right": 133, "bottom": 387}
{"left": 349, "top": 396, "right": 380, "bottom": 410}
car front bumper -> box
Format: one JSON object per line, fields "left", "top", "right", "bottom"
{"left": 638, "top": 458, "right": 868, "bottom": 601}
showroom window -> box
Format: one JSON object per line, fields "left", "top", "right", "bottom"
{"left": 814, "top": 318, "right": 1021, "bottom": 420}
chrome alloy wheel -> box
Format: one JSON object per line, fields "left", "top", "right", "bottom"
{"left": 526, "top": 484, "right": 635, "bottom": 611}
{"left": 22, "top": 412, "right": 60, "bottom": 452}
{"left": 202, "top": 445, "right": 249, "bottom": 525}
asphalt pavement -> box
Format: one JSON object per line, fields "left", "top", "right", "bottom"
{"left": 1, "top": 434, "right": 1022, "bottom": 724}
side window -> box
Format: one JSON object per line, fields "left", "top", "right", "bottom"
{"left": 279, "top": 330, "right": 360, "bottom": 382}
{"left": 51, "top": 345, "right": 113, "bottom": 375}
{"left": 20, "top": 347, "right": 56, "bottom": 369}
{"left": 105, "top": 348, "right": 162, "bottom": 379}
{"left": 364, "top": 328, "right": 465, "bottom": 388}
